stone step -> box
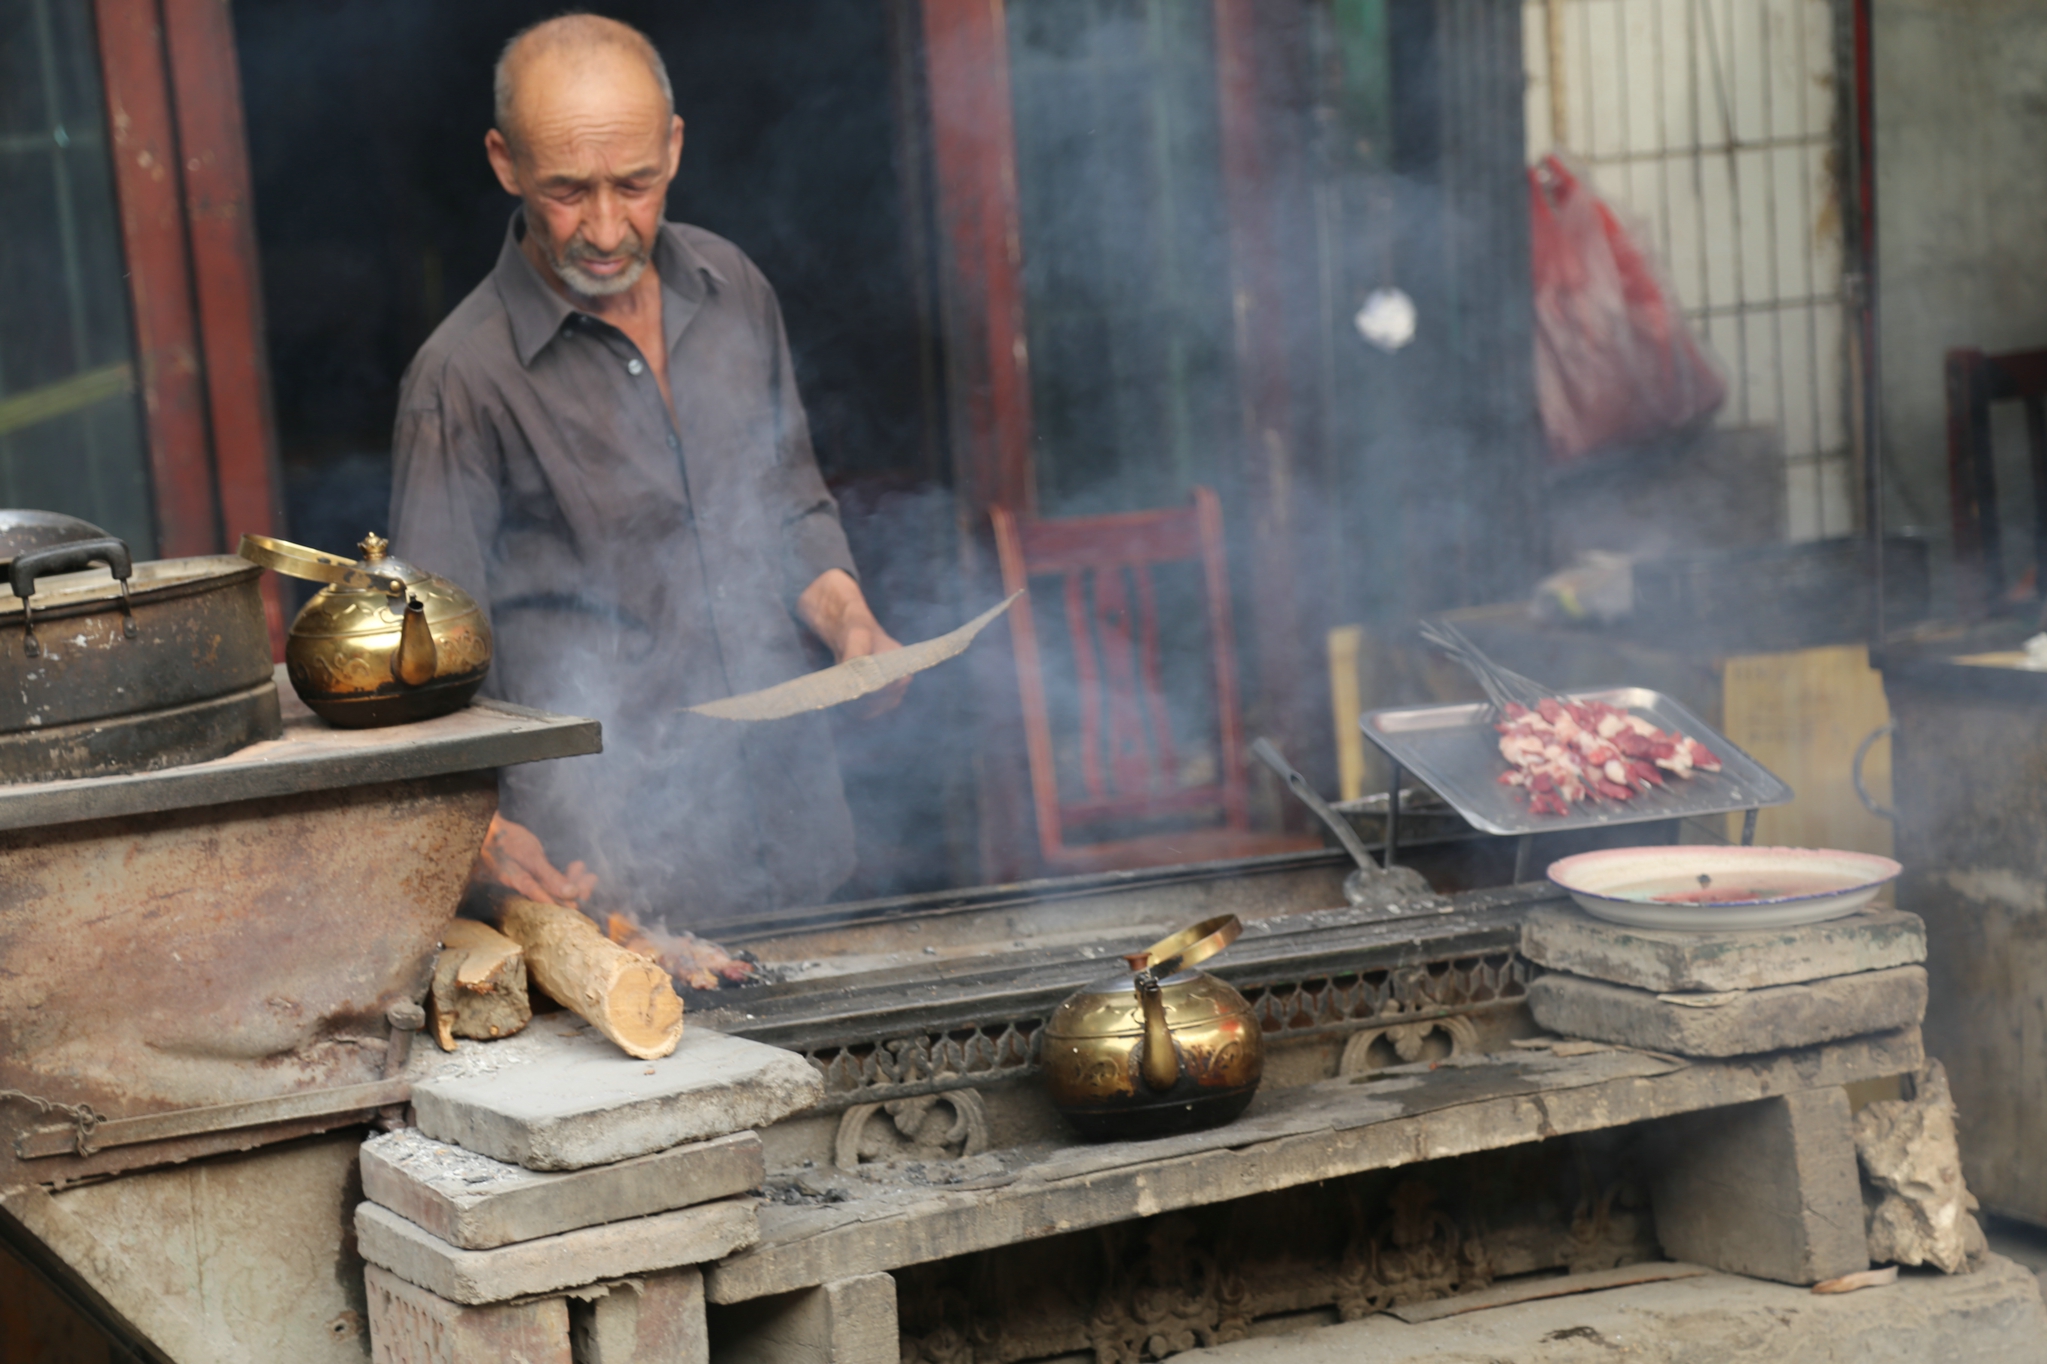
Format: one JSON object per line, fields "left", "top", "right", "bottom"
{"left": 361, "top": 1127, "right": 764, "bottom": 1250}
{"left": 1519, "top": 904, "right": 1925, "bottom": 994}
{"left": 1526, "top": 965, "right": 1927, "bottom": 1058}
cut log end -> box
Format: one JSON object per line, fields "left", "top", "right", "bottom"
{"left": 499, "top": 897, "right": 685, "bottom": 1059}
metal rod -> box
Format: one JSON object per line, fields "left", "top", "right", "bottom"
{"left": 1513, "top": 834, "right": 1534, "bottom": 884}
{"left": 1386, "top": 761, "right": 1404, "bottom": 867}
{"left": 13, "top": 1078, "right": 412, "bottom": 1160}
{"left": 1740, "top": 808, "right": 1759, "bottom": 846}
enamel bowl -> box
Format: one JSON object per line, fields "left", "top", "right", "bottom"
{"left": 1546, "top": 845, "right": 1903, "bottom": 931}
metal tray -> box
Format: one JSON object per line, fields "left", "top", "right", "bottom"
{"left": 1360, "top": 687, "right": 1792, "bottom": 837}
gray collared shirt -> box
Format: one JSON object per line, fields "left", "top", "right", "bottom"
{"left": 390, "top": 218, "right": 857, "bottom": 926}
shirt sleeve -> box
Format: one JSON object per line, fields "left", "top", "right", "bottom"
{"left": 758, "top": 273, "right": 858, "bottom": 608}
{"left": 388, "top": 361, "right": 502, "bottom": 623}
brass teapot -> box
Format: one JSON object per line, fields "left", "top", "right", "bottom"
{"left": 239, "top": 532, "right": 492, "bottom": 727}
{"left": 1042, "top": 915, "right": 1264, "bottom": 1140}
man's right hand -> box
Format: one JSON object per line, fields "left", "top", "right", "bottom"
{"left": 476, "top": 813, "right": 597, "bottom": 907}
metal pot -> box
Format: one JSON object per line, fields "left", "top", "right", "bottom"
{"left": 1042, "top": 915, "right": 1264, "bottom": 1140}
{"left": 239, "top": 532, "right": 491, "bottom": 728}
{"left": 0, "top": 536, "right": 280, "bottom": 781}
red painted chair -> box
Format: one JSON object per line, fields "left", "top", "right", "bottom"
{"left": 1946, "top": 345, "right": 2047, "bottom": 616}
{"left": 990, "top": 487, "right": 1318, "bottom": 874}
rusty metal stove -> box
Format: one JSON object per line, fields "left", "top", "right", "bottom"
{"left": 0, "top": 667, "right": 597, "bottom": 1188}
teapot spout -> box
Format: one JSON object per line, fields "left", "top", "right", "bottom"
{"left": 1134, "top": 973, "right": 1180, "bottom": 1093}
{"left": 393, "top": 595, "right": 438, "bottom": 687}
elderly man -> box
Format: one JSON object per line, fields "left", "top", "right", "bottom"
{"left": 390, "top": 15, "right": 900, "bottom": 928}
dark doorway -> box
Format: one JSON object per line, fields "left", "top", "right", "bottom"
{"left": 233, "top": 0, "right": 969, "bottom": 900}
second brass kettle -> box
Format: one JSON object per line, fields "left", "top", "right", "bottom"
{"left": 1042, "top": 915, "right": 1264, "bottom": 1141}
{"left": 240, "top": 532, "right": 492, "bottom": 728}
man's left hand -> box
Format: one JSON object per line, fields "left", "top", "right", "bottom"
{"left": 796, "top": 568, "right": 909, "bottom": 716}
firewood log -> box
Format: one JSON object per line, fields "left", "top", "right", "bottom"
{"left": 428, "top": 919, "right": 532, "bottom": 1051}
{"left": 499, "top": 898, "right": 685, "bottom": 1059}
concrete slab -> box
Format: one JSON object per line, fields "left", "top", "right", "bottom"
{"left": 1646, "top": 1088, "right": 1870, "bottom": 1285}
{"left": 410, "top": 1022, "right": 822, "bottom": 1171}
{"left": 1176, "top": 1255, "right": 2047, "bottom": 1363}
{"left": 1526, "top": 965, "right": 1927, "bottom": 1057}
{"left": 1520, "top": 904, "right": 1926, "bottom": 993}
{"left": 356, "top": 1197, "right": 758, "bottom": 1306}
{"left": 708, "top": 1273, "right": 899, "bottom": 1364}
{"left": 361, "top": 1127, "right": 764, "bottom": 1250}
{"left": 364, "top": 1264, "right": 569, "bottom": 1363}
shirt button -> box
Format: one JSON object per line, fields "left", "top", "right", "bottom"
{"left": 667, "top": 434, "right": 680, "bottom": 451}
{"left": 627, "top": 358, "right": 645, "bottom": 376}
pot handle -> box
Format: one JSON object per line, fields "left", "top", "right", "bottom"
{"left": 1852, "top": 723, "right": 1896, "bottom": 822}
{"left": 10, "top": 538, "right": 136, "bottom": 655}
{"left": 10, "top": 537, "right": 132, "bottom": 599}
{"left": 1123, "top": 914, "right": 1243, "bottom": 976}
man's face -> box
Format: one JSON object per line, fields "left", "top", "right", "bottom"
{"left": 486, "top": 51, "right": 683, "bottom": 299}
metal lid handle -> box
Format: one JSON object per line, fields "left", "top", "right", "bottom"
{"left": 239, "top": 533, "right": 409, "bottom": 594}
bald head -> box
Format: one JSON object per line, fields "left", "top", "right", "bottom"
{"left": 493, "top": 14, "right": 673, "bottom": 155}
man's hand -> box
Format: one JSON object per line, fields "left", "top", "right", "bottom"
{"left": 475, "top": 813, "right": 597, "bottom": 907}
{"left": 795, "top": 568, "right": 909, "bottom": 716}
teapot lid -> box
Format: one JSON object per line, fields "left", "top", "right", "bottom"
{"left": 239, "top": 531, "right": 424, "bottom": 595}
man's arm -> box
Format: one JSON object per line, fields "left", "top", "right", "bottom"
{"left": 795, "top": 567, "right": 908, "bottom": 715}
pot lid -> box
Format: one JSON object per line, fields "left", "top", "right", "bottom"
{"left": 0, "top": 555, "right": 258, "bottom": 617}
{"left": 0, "top": 509, "right": 110, "bottom": 563}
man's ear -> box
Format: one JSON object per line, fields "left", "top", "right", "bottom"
{"left": 485, "top": 128, "right": 524, "bottom": 197}
{"left": 666, "top": 115, "right": 685, "bottom": 179}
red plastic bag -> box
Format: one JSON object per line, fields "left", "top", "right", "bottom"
{"left": 1529, "top": 154, "right": 1725, "bottom": 464}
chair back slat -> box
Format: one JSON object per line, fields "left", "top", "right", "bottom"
{"left": 991, "top": 487, "right": 1262, "bottom": 869}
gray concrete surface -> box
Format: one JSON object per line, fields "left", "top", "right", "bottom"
{"left": 361, "top": 1127, "right": 763, "bottom": 1249}
{"left": 1520, "top": 906, "right": 1925, "bottom": 993}
{"left": 1179, "top": 1255, "right": 2047, "bottom": 1362}
{"left": 355, "top": 1197, "right": 757, "bottom": 1305}
{"left": 1527, "top": 965, "right": 1927, "bottom": 1057}
{"left": 410, "top": 1022, "right": 822, "bottom": 1170}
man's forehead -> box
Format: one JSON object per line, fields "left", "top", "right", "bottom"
{"left": 505, "top": 47, "right": 670, "bottom": 151}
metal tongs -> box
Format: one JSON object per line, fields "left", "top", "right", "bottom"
{"left": 1251, "top": 738, "right": 1423, "bottom": 911}
{"left": 1417, "top": 618, "right": 1552, "bottom": 717}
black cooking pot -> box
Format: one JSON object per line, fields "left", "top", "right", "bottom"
{"left": 0, "top": 534, "right": 281, "bottom": 781}
{"left": 0, "top": 509, "right": 112, "bottom": 563}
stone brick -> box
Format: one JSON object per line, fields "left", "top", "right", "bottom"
{"left": 1526, "top": 964, "right": 1926, "bottom": 1057}
{"left": 1520, "top": 905, "right": 1926, "bottom": 993}
{"left": 356, "top": 1197, "right": 757, "bottom": 1306}
{"left": 570, "top": 1268, "right": 706, "bottom": 1364}
{"left": 1645, "top": 1087, "right": 1870, "bottom": 1285}
{"left": 365, "top": 1263, "right": 569, "bottom": 1363}
{"left": 411, "top": 1023, "right": 822, "bottom": 1171}
{"left": 362, "top": 1127, "right": 764, "bottom": 1249}
{"left": 708, "top": 1273, "right": 898, "bottom": 1364}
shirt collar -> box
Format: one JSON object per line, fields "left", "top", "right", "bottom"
{"left": 493, "top": 212, "right": 726, "bottom": 368}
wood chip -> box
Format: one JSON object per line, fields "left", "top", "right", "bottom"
{"left": 1812, "top": 1265, "right": 1898, "bottom": 1294}
{"left": 1550, "top": 1040, "right": 1614, "bottom": 1057}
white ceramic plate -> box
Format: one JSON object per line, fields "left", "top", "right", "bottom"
{"left": 1546, "top": 845, "right": 1903, "bottom": 931}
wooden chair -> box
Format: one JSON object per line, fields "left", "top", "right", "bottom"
{"left": 990, "top": 486, "right": 1318, "bottom": 873}
{"left": 1946, "top": 345, "right": 2047, "bottom": 616}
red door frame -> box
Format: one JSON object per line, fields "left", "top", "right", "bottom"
{"left": 93, "top": 0, "right": 283, "bottom": 638}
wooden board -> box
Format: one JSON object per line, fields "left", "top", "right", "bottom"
{"left": 0, "top": 666, "right": 598, "bottom": 831}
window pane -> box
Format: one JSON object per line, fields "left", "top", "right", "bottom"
{"left": 0, "top": 0, "right": 155, "bottom": 554}
{"left": 1007, "top": 0, "right": 1241, "bottom": 516}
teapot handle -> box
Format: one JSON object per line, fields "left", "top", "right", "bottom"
{"left": 238, "top": 533, "right": 410, "bottom": 595}
{"left": 1122, "top": 914, "right": 1243, "bottom": 976}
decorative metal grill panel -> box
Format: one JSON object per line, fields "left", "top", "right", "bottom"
{"left": 801, "top": 951, "right": 1531, "bottom": 1111}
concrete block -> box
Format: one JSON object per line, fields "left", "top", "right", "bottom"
{"left": 412, "top": 1024, "right": 823, "bottom": 1170}
{"left": 1646, "top": 1087, "right": 1870, "bottom": 1285}
{"left": 365, "top": 1263, "right": 570, "bottom": 1363}
{"left": 1520, "top": 904, "right": 1926, "bottom": 993}
{"left": 363, "top": 1127, "right": 764, "bottom": 1249}
{"left": 708, "top": 1273, "right": 898, "bottom": 1364}
{"left": 1526, "top": 965, "right": 1926, "bottom": 1057}
{"left": 356, "top": 1197, "right": 758, "bottom": 1306}
{"left": 571, "top": 1268, "right": 707, "bottom": 1364}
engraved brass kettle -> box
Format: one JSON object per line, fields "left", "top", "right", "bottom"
{"left": 1042, "top": 915, "right": 1264, "bottom": 1140}
{"left": 239, "top": 532, "right": 492, "bottom": 727}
